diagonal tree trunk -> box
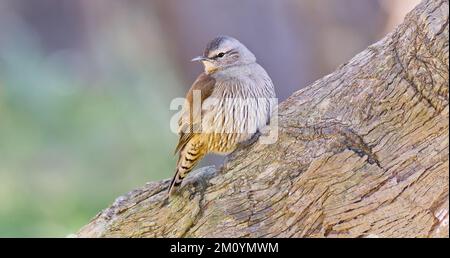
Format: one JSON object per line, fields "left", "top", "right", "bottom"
{"left": 76, "top": 0, "right": 449, "bottom": 238}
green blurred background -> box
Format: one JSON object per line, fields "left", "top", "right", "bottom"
{"left": 0, "top": 0, "right": 418, "bottom": 237}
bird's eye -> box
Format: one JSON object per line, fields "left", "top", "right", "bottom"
{"left": 217, "top": 52, "right": 225, "bottom": 58}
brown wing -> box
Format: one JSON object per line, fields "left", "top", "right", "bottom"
{"left": 174, "top": 73, "right": 215, "bottom": 154}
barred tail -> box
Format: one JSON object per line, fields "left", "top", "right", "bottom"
{"left": 168, "top": 143, "right": 205, "bottom": 196}
{"left": 168, "top": 168, "right": 184, "bottom": 196}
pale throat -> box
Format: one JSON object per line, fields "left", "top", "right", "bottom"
{"left": 202, "top": 61, "right": 219, "bottom": 74}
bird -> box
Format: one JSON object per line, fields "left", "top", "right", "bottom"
{"left": 168, "top": 35, "right": 276, "bottom": 196}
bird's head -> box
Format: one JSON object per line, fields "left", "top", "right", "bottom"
{"left": 191, "top": 36, "right": 256, "bottom": 74}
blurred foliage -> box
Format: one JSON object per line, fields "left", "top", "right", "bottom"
{"left": 0, "top": 4, "right": 181, "bottom": 236}
{"left": 0, "top": 50, "right": 179, "bottom": 236}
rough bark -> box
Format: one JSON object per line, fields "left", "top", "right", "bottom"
{"left": 77, "top": 0, "right": 449, "bottom": 238}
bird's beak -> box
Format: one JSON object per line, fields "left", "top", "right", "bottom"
{"left": 191, "top": 56, "right": 209, "bottom": 62}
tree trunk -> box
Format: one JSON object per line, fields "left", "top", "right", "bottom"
{"left": 76, "top": 0, "right": 449, "bottom": 238}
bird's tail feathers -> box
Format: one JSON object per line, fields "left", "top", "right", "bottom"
{"left": 168, "top": 169, "right": 184, "bottom": 196}
{"left": 168, "top": 146, "right": 205, "bottom": 197}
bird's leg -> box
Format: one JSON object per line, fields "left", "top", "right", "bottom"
{"left": 238, "top": 130, "right": 261, "bottom": 149}
{"left": 224, "top": 131, "right": 262, "bottom": 164}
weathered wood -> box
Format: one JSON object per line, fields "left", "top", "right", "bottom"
{"left": 77, "top": 0, "right": 449, "bottom": 238}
